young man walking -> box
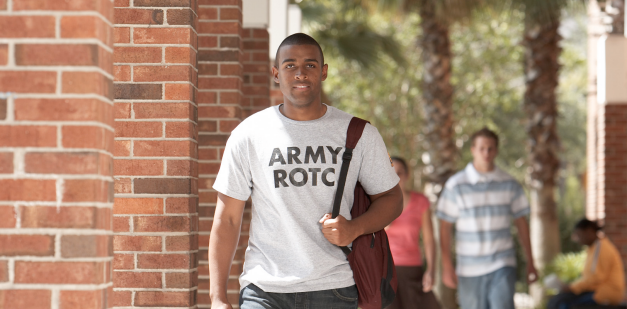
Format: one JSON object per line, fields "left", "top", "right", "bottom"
{"left": 437, "top": 128, "right": 538, "bottom": 309}
{"left": 208, "top": 33, "right": 403, "bottom": 309}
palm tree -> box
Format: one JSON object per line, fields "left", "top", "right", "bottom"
{"left": 378, "top": 0, "right": 493, "bottom": 188}
{"left": 604, "top": 0, "right": 624, "bottom": 33}
{"left": 521, "top": 3, "right": 562, "bottom": 300}
{"left": 414, "top": 0, "right": 458, "bottom": 188}
{"left": 518, "top": 0, "right": 585, "bottom": 302}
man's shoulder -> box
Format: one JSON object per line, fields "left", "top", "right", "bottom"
{"left": 241, "top": 106, "right": 277, "bottom": 125}
{"left": 444, "top": 170, "right": 471, "bottom": 189}
{"left": 325, "top": 106, "right": 382, "bottom": 143}
{"left": 493, "top": 167, "right": 517, "bottom": 182}
{"left": 328, "top": 105, "right": 373, "bottom": 123}
{"left": 231, "top": 106, "right": 278, "bottom": 133}
{"left": 601, "top": 238, "right": 621, "bottom": 256}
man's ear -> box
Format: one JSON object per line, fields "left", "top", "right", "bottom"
{"left": 321, "top": 64, "right": 328, "bottom": 81}
{"left": 272, "top": 66, "right": 279, "bottom": 84}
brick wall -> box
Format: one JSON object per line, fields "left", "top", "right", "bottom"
{"left": 596, "top": 104, "right": 627, "bottom": 263}
{"left": 0, "top": 0, "right": 115, "bottom": 308}
{"left": 112, "top": 0, "right": 199, "bottom": 308}
{"left": 241, "top": 28, "right": 271, "bottom": 117}
{"left": 270, "top": 82, "right": 283, "bottom": 107}
{"left": 1, "top": 0, "right": 274, "bottom": 308}
{"left": 196, "top": 1, "right": 245, "bottom": 307}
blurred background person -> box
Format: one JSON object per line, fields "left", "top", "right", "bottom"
{"left": 547, "top": 219, "right": 625, "bottom": 309}
{"left": 386, "top": 157, "right": 441, "bottom": 309}
{"left": 437, "top": 128, "right": 537, "bottom": 309}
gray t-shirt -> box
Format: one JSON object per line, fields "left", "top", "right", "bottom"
{"left": 213, "top": 104, "right": 399, "bottom": 293}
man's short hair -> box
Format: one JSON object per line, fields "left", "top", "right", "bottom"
{"left": 470, "top": 127, "right": 499, "bottom": 148}
{"left": 574, "top": 218, "right": 601, "bottom": 232}
{"left": 274, "top": 33, "right": 324, "bottom": 67}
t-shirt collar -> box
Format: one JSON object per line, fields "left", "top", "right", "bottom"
{"left": 274, "top": 103, "right": 332, "bottom": 125}
{"left": 465, "top": 162, "right": 500, "bottom": 184}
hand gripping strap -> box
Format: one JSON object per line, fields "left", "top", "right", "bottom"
{"left": 330, "top": 117, "right": 369, "bottom": 256}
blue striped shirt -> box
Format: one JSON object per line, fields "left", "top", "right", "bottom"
{"left": 436, "top": 163, "right": 530, "bottom": 277}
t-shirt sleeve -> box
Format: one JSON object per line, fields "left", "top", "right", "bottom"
{"left": 357, "top": 124, "right": 399, "bottom": 195}
{"left": 436, "top": 183, "right": 459, "bottom": 222}
{"left": 510, "top": 182, "right": 530, "bottom": 218}
{"left": 212, "top": 128, "right": 253, "bottom": 202}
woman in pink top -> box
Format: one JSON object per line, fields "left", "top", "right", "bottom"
{"left": 386, "top": 157, "right": 441, "bottom": 309}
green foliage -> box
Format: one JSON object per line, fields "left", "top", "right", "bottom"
{"left": 544, "top": 251, "right": 587, "bottom": 288}
{"left": 318, "top": 12, "right": 427, "bottom": 186}
{"left": 555, "top": 9, "right": 588, "bottom": 254}
{"left": 302, "top": 0, "right": 588, "bottom": 290}
{"left": 450, "top": 9, "right": 528, "bottom": 180}
{"left": 299, "top": 0, "right": 406, "bottom": 69}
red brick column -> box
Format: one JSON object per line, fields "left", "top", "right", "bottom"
{"left": 241, "top": 28, "right": 271, "bottom": 117}
{"left": 112, "top": 0, "right": 199, "bottom": 308}
{"left": 596, "top": 104, "right": 627, "bottom": 263}
{"left": 196, "top": 1, "right": 245, "bottom": 307}
{"left": 269, "top": 84, "right": 284, "bottom": 106}
{"left": 0, "top": 0, "right": 115, "bottom": 308}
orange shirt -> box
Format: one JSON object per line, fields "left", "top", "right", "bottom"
{"left": 570, "top": 237, "right": 625, "bottom": 305}
{"left": 386, "top": 192, "right": 430, "bottom": 266}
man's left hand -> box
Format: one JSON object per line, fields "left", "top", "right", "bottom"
{"left": 560, "top": 285, "right": 572, "bottom": 293}
{"left": 527, "top": 264, "right": 539, "bottom": 284}
{"left": 319, "top": 214, "right": 360, "bottom": 246}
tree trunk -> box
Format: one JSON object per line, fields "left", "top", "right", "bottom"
{"left": 418, "top": 0, "right": 457, "bottom": 186}
{"left": 605, "top": 0, "right": 625, "bottom": 34}
{"left": 418, "top": 1, "right": 457, "bottom": 308}
{"left": 523, "top": 12, "right": 562, "bottom": 305}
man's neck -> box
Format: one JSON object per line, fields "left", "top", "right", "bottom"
{"left": 473, "top": 162, "right": 495, "bottom": 173}
{"left": 280, "top": 101, "right": 326, "bottom": 121}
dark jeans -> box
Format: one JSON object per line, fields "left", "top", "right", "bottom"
{"left": 547, "top": 292, "right": 596, "bottom": 309}
{"left": 239, "top": 283, "right": 359, "bottom": 309}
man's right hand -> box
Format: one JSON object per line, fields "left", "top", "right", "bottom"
{"left": 439, "top": 220, "right": 457, "bottom": 289}
{"left": 442, "top": 264, "right": 458, "bottom": 289}
{"left": 209, "top": 193, "right": 246, "bottom": 309}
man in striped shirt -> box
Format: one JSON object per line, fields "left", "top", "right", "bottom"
{"left": 437, "top": 128, "right": 537, "bottom": 309}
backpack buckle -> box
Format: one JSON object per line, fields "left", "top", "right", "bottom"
{"left": 342, "top": 149, "right": 353, "bottom": 161}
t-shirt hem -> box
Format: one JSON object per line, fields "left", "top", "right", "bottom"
{"left": 212, "top": 184, "right": 250, "bottom": 202}
{"left": 240, "top": 278, "right": 357, "bottom": 293}
{"left": 513, "top": 208, "right": 531, "bottom": 219}
{"left": 365, "top": 180, "right": 399, "bottom": 197}
{"left": 436, "top": 211, "right": 457, "bottom": 223}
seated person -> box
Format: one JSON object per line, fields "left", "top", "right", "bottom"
{"left": 548, "top": 219, "right": 625, "bottom": 309}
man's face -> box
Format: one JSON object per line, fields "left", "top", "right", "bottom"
{"left": 471, "top": 136, "right": 498, "bottom": 167}
{"left": 572, "top": 228, "right": 596, "bottom": 246}
{"left": 272, "top": 44, "right": 328, "bottom": 108}
{"left": 393, "top": 162, "right": 408, "bottom": 189}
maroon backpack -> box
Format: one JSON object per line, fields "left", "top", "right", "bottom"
{"left": 331, "top": 117, "right": 398, "bottom": 309}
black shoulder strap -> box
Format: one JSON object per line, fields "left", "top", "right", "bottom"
{"left": 331, "top": 117, "right": 369, "bottom": 255}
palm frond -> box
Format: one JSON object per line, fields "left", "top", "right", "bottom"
{"left": 371, "top": 0, "right": 496, "bottom": 24}
{"left": 506, "top": 0, "right": 587, "bottom": 25}
{"left": 299, "top": 0, "right": 406, "bottom": 69}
